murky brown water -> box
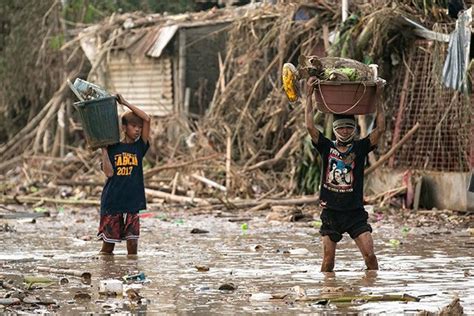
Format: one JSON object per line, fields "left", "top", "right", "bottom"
{"left": 1, "top": 207, "right": 473, "bottom": 314}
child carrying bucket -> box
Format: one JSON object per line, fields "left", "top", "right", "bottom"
{"left": 98, "top": 94, "right": 151, "bottom": 256}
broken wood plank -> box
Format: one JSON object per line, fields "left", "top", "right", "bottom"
{"left": 191, "top": 173, "right": 227, "bottom": 192}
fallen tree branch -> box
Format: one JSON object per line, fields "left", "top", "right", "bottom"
{"left": 0, "top": 155, "right": 23, "bottom": 173}
{"left": 245, "top": 132, "right": 301, "bottom": 172}
{"left": 54, "top": 180, "right": 103, "bottom": 186}
{"left": 0, "top": 195, "right": 100, "bottom": 206}
{"left": 144, "top": 153, "right": 222, "bottom": 178}
{"left": 365, "top": 122, "right": 420, "bottom": 175}
{"left": 365, "top": 186, "right": 407, "bottom": 204}
{"left": 37, "top": 266, "right": 91, "bottom": 282}
{"left": 191, "top": 173, "right": 227, "bottom": 192}
{"left": 247, "top": 202, "right": 271, "bottom": 212}
{"left": 296, "top": 293, "right": 420, "bottom": 303}
{"left": 145, "top": 188, "right": 214, "bottom": 206}
{"left": 198, "top": 195, "right": 319, "bottom": 211}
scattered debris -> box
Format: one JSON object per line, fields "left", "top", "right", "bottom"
{"left": 218, "top": 283, "right": 236, "bottom": 291}
{"left": 190, "top": 228, "right": 209, "bottom": 234}
{"left": 195, "top": 265, "right": 210, "bottom": 272}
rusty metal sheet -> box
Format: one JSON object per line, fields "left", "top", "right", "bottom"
{"left": 146, "top": 25, "right": 179, "bottom": 58}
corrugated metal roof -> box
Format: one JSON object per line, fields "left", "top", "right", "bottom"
{"left": 106, "top": 52, "right": 173, "bottom": 117}
{"left": 146, "top": 25, "right": 179, "bottom": 58}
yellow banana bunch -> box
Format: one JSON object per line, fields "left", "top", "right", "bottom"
{"left": 282, "top": 63, "right": 300, "bottom": 104}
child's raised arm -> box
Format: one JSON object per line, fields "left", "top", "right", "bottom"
{"left": 369, "top": 80, "right": 386, "bottom": 147}
{"left": 305, "top": 77, "right": 320, "bottom": 144}
{"left": 116, "top": 94, "right": 151, "bottom": 143}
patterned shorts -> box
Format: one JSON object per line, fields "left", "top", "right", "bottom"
{"left": 97, "top": 213, "right": 140, "bottom": 243}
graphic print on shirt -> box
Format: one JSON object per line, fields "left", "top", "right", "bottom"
{"left": 323, "top": 148, "right": 355, "bottom": 193}
{"left": 114, "top": 152, "right": 138, "bottom": 176}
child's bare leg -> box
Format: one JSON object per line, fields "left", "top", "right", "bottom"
{"left": 127, "top": 239, "right": 138, "bottom": 255}
{"left": 354, "top": 232, "right": 378, "bottom": 270}
{"left": 100, "top": 241, "right": 115, "bottom": 254}
{"left": 321, "top": 236, "right": 337, "bottom": 272}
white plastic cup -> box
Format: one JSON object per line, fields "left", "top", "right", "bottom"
{"left": 99, "top": 279, "right": 123, "bottom": 294}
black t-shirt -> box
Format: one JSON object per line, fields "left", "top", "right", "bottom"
{"left": 100, "top": 138, "right": 149, "bottom": 215}
{"left": 312, "top": 135, "right": 374, "bottom": 211}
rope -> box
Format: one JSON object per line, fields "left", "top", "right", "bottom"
{"left": 316, "top": 81, "right": 368, "bottom": 114}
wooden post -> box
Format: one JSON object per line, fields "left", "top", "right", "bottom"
{"left": 59, "top": 102, "right": 66, "bottom": 157}
{"left": 184, "top": 87, "right": 191, "bottom": 115}
{"left": 178, "top": 29, "right": 186, "bottom": 114}
{"left": 322, "top": 24, "right": 330, "bottom": 53}
{"left": 226, "top": 134, "right": 232, "bottom": 192}
{"left": 171, "top": 172, "right": 179, "bottom": 196}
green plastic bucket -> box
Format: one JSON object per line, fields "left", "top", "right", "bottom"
{"left": 74, "top": 96, "right": 120, "bottom": 150}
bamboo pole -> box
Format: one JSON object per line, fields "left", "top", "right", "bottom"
{"left": 191, "top": 173, "right": 227, "bottom": 192}
{"left": 145, "top": 188, "right": 212, "bottom": 206}
{"left": 365, "top": 123, "right": 420, "bottom": 175}
{"left": 198, "top": 195, "right": 320, "bottom": 211}
{"left": 36, "top": 267, "right": 91, "bottom": 281}
{"left": 296, "top": 293, "right": 420, "bottom": 303}
{"left": 171, "top": 172, "right": 180, "bottom": 196}
{"left": 245, "top": 132, "right": 301, "bottom": 172}
{"left": 0, "top": 195, "right": 100, "bottom": 206}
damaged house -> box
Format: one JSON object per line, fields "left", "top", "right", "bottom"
{"left": 78, "top": 7, "right": 255, "bottom": 117}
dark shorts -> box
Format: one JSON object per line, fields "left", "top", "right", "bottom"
{"left": 319, "top": 207, "right": 372, "bottom": 243}
{"left": 97, "top": 213, "right": 140, "bottom": 243}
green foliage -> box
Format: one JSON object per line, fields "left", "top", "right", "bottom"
{"left": 49, "top": 34, "right": 64, "bottom": 50}
{"left": 0, "top": 0, "right": 197, "bottom": 142}
{"left": 0, "top": 0, "right": 63, "bottom": 142}
{"left": 63, "top": 0, "right": 196, "bottom": 23}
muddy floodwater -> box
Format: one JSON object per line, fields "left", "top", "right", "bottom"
{"left": 1, "top": 206, "right": 473, "bottom": 315}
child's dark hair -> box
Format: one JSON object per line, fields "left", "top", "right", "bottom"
{"left": 121, "top": 111, "right": 143, "bottom": 126}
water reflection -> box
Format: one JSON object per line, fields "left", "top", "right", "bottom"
{"left": 1, "top": 211, "right": 473, "bottom": 314}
